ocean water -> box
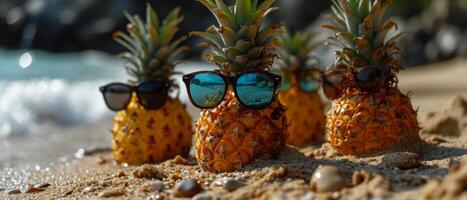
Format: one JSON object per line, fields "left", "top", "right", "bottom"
{"left": 0, "top": 49, "right": 127, "bottom": 138}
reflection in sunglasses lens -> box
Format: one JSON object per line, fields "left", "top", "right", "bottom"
{"left": 355, "top": 67, "right": 384, "bottom": 93}
{"left": 137, "top": 81, "right": 167, "bottom": 110}
{"left": 236, "top": 73, "right": 275, "bottom": 109}
{"left": 190, "top": 73, "right": 226, "bottom": 108}
{"left": 104, "top": 84, "right": 132, "bottom": 111}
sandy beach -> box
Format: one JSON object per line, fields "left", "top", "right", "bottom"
{"left": 1, "top": 59, "right": 466, "bottom": 199}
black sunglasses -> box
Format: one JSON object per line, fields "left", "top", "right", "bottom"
{"left": 321, "top": 66, "right": 390, "bottom": 100}
{"left": 183, "top": 71, "right": 282, "bottom": 109}
{"left": 99, "top": 80, "right": 170, "bottom": 111}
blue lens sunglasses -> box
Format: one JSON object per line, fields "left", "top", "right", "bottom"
{"left": 183, "top": 70, "right": 282, "bottom": 109}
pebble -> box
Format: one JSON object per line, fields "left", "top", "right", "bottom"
{"left": 192, "top": 192, "right": 213, "bottom": 200}
{"left": 149, "top": 180, "right": 165, "bottom": 192}
{"left": 146, "top": 193, "right": 167, "bottom": 200}
{"left": 26, "top": 185, "right": 45, "bottom": 193}
{"left": 116, "top": 171, "right": 126, "bottom": 177}
{"left": 98, "top": 188, "right": 126, "bottom": 197}
{"left": 172, "top": 155, "right": 193, "bottom": 165}
{"left": 310, "top": 165, "right": 347, "bottom": 193}
{"left": 173, "top": 178, "right": 204, "bottom": 198}
{"left": 6, "top": 189, "right": 21, "bottom": 195}
{"left": 82, "top": 186, "right": 97, "bottom": 194}
{"left": 35, "top": 183, "right": 51, "bottom": 189}
{"left": 133, "top": 164, "right": 166, "bottom": 179}
{"left": 213, "top": 177, "right": 244, "bottom": 192}
{"left": 382, "top": 152, "right": 421, "bottom": 170}
{"left": 300, "top": 192, "right": 316, "bottom": 200}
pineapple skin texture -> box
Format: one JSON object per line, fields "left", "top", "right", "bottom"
{"left": 195, "top": 92, "right": 288, "bottom": 172}
{"left": 326, "top": 87, "right": 420, "bottom": 155}
{"left": 112, "top": 96, "right": 192, "bottom": 164}
{"left": 279, "top": 86, "right": 325, "bottom": 146}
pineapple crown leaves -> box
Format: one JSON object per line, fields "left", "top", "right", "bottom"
{"left": 113, "top": 4, "right": 188, "bottom": 89}
{"left": 323, "top": 0, "right": 403, "bottom": 72}
{"left": 190, "top": 0, "right": 283, "bottom": 75}
{"left": 275, "top": 28, "right": 323, "bottom": 72}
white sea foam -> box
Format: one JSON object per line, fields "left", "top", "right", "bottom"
{"left": 0, "top": 79, "right": 113, "bottom": 137}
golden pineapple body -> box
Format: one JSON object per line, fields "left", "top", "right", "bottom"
{"left": 195, "top": 92, "right": 287, "bottom": 172}
{"left": 279, "top": 79, "right": 325, "bottom": 146}
{"left": 326, "top": 87, "right": 420, "bottom": 155}
{"left": 112, "top": 96, "right": 192, "bottom": 164}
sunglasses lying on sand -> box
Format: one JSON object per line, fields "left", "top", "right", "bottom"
{"left": 183, "top": 71, "right": 282, "bottom": 109}
{"left": 99, "top": 80, "right": 170, "bottom": 111}
{"left": 321, "top": 65, "right": 391, "bottom": 100}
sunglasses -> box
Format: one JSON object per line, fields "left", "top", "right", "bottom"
{"left": 99, "top": 80, "right": 170, "bottom": 111}
{"left": 280, "top": 69, "right": 321, "bottom": 93}
{"left": 183, "top": 71, "right": 282, "bottom": 109}
{"left": 321, "top": 66, "right": 390, "bottom": 100}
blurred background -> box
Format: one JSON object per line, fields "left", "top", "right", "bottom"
{"left": 1, "top": 0, "right": 467, "bottom": 167}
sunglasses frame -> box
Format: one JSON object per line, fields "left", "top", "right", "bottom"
{"left": 183, "top": 70, "right": 282, "bottom": 109}
{"left": 99, "top": 80, "right": 170, "bottom": 111}
{"left": 321, "top": 66, "right": 390, "bottom": 100}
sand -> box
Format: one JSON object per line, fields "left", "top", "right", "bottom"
{"left": 1, "top": 59, "right": 467, "bottom": 200}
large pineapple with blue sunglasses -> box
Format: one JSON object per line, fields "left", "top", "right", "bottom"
{"left": 109, "top": 5, "right": 192, "bottom": 164}
{"left": 188, "top": 0, "right": 288, "bottom": 172}
{"left": 276, "top": 29, "right": 326, "bottom": 146}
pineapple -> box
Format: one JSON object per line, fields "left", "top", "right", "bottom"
{"left": 111, "top": 4, "right": 192, "bottom": 164}
{"left": 323, "top": 0, "right": 421, "bottom": 155}
{"left": 275, "top": 28, "right": 326, "bottom": 146}
{"left": 191, "top": 0, "right": 288, "bottom": 172}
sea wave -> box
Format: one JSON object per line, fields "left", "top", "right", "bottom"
{"left": 0, "top": 79, "right": 113, "bottom": 138}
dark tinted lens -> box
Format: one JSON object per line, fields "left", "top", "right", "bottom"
{"left": 299, "top": 75, "right": 320, "bottom": 93}
{"left": 189, "top": 73, "right": 226, "bottom": 108}
{"left": 236, "top": 72, "right": 275, "bottom": 109}
{"left": 355, "top": 67, "right": 384, "bottom": 93}
{"left": 102, "top": 84, "right": 132, "bottom": 111}
{"left": 279, "top": 73, "right": 291, "bottom": 92}
{"left": 321, "top": 71, "right": 345, "bottom": 100}
{"left": 137, "top": 81, "right": 167, "bottom": 110}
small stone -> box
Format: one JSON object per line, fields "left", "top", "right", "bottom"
{"left": 300, "top": 192, "right": 316, "bottom": 200}
{"left": 382, "top": 152, "right": 421, "bottom": 170}
{"left": 133, "top": 164, "right": 166, "bottom": 179}
{"left": 147, "top": 193, "right": 167, "bottom": 200}
{"left": 74, "top": 148, "right": 86, "bottom": 159}
{"left": 192, "top": 192, "right": 213, "bottom": 200}
{"left": 82, "top": 186, "right": 97, "bottom": 194}
{"left": 172, "top": 155, "right": 192, "bottom": 165}
{"left": 213, "top": 177, "right": 244, "bottom": 192}
{"left": 173, "top": 178, "right": 204, "bottom": 198}
{"left": 96, "top": 156, "right": 107, "bottom": 165}
{"left": 60, "top": 189, "right": 73, "bottom": 197}
{"left": 352, "top": 170, "right": 371, "bottom": 186}
{"left": 116, "top": 171, "right": 126, "bottom": 177}
{"left": 26, "top": 185, "right": 45, "bottom": 193}
{"left": 6, "top": 189, "right": 21, "bottom": 195}
{"left": 35, "top": 183, "right": 51, "bottom": 189}
{"left": 98, "top": 188, "right": 126, "bottom": 197}
{"left": 146, "top": 180, "right": 164, "bottom": 192}
{"left": 310, "top": 165, "right": 347, "bottom": 193}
